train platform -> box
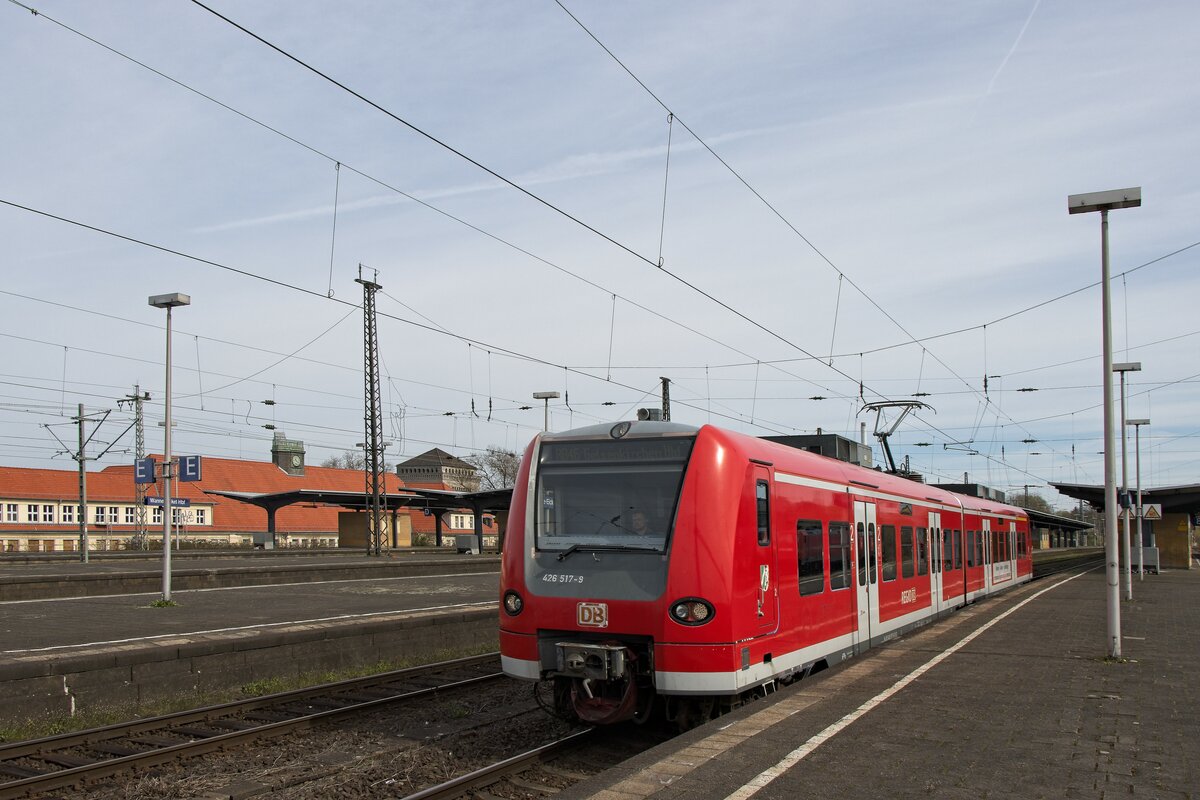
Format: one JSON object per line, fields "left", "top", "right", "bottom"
{"left": 0, "top": 548, "right": 496, "bottom": 601}
{"left": 0, "top": 552, "right": 500, "bottom": 722}
{"left": 567, "top": 567, "right": 1197, "bottom": 800}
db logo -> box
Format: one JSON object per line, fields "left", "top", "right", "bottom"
{"left": 577, "top": 602, "right": 608, "bottom": 628}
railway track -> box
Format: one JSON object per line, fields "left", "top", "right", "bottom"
{"left": 0, "top": 653, "right": 505, "bottom": 799}
{"left": 1032, "top": 549, "right": 1105, "bottom": 579}
{"left": 403, "top": 723, "right": 673, "bottom": 800}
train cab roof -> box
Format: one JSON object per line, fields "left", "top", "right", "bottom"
{"left": 540, "top": 420, "right": 699, "bottom": 442}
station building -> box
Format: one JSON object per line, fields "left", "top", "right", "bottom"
{"left": 0, "top": 432, "right": 492, "bottom": 553}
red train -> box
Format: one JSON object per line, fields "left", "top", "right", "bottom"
{"left": 499, "top": 419, "right": 1032, "bottom": 727}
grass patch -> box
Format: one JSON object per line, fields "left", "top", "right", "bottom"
{"left": 149, "top": 599, "right": 178, "bottom": 608}
{"left": 0, "top": 642, "right": 498, "bottom": 744}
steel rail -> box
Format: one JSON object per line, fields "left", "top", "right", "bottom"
{"left": 0, "top": 653, "right": 504, "bottom": 799}
{"left": 401, "top": 728, "right": 596, "bottom": 800}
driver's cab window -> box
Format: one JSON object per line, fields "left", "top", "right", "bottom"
{"left": 756, "top": 480, "right": 770, "bottom": 545}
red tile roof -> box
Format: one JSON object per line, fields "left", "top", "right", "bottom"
{"left": 0, "top": 456, "right": 411, "bottom": 534}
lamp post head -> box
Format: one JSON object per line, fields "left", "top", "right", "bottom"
{"left": 1113, "top": 362, "right": 1142, "bottom": 373}
{"left": 149, "top": 293, "right": 191, "bottom": 309}
{"left": 533, "top": 391, "right": 560, "bottom": 401}
{"left": 1126, "top": 418, "right": 1150, "bottom": 427}
{"left": 1067, "top": 187, "right": 1142, "bottom": 215}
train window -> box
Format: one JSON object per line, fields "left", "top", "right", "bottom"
{"left": 829, "top": 522, "right": 851, "bottom": 591}
{"left": 756, "top": 480, "right": 770, "bottom": 546}
{"left": 797, "top": 520, "right": 824, "bottom": 596}
{"left": 953, "top": 530, "right": 962, "bottom": 570}
{"left": 533, "top": 437, "right": 693, "bottom": 554}
{"left": 868, "top": 523, "right": 877, "bottom": 584}
{"left": 1018, "top": 530, "right": 1026, "bottom": 559}
{"left": 857, "top": 523, "right": 867, "bottom": 586}
{"left": 916, "top": 527, "right": 928, "bottom": 576}
{"left": 900, "top": 526, "right": 915, "bottom": 578}
{"left": 880, "top": 524, "right": 897, "bottom": 581}
{"left": 966, "top": 531, "right": 976, "bottom": 567}
{"left": 976, "top": 531, "right": 985, "bottom": 566}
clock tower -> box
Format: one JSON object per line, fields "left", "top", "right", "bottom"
{"left": 270, "top": 431, "right": 306, "bottom": 476}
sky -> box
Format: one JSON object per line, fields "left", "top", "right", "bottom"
{"left": 2, "top": 0, "right": 1198, "bottom": 510}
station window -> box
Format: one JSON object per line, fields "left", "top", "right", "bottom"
{"left": 829, "top": 522, "right": 851, "bottom": 590}
{"left": 3, "top": 504, "right": 16, "bottom": 523}
{"left": 26, "top": 504, "right": 39, "bottom": 523}
{"left": 62, "top": 505, "right": 75, "bottom": 524}
{"left": 152, "top": 507, "right": 163, "bottom": 525}
{"left": 195, "top": 508, "right": 207, "bottom": 525}
{"left": 916, "top": 527, "right": 928, "bottom": 576}
{"left": 109, "top": 507, "right": 119, "bottom": 525}
{"left": 94, "top": 507, "right": 106, "bottom": 525}
{"left": 880, "top": 524, "right": 897, "bottom": 581}
{"left": 797, "top": 519, "right": 824, "bottom": 596}
{"left": 125, "top": 507, "right": 136, "bottom": 525}
{"left": 900, "top": 526, "right": 915, "bottom": 578}
{"left": 756, "top": 480, "right": 770, "bottom": 546}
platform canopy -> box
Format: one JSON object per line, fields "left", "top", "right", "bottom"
{"left": 205, "top": 486, "right": 513, "bottom": 539}
{"left": 1024, "top": 507, "right": 1093, "bottom": 532}
{"left": 1051, "top": 482, "right": 1200, "bottom": 515}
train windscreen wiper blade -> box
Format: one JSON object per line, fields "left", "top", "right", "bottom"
{"left": 556, "top": 543, "right": 659, "bottom": 561}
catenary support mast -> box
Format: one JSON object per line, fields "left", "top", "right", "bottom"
{"left": 357, "top": 267, "right": 386, "bottom": 556}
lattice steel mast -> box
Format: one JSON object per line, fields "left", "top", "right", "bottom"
{"left": 120, "top": 386, "right": 151, "bottom": 550}
{"left": 356, "top": 266, "right": 386, "bottom": 556}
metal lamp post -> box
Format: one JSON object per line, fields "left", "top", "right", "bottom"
{"left": 149, "top": 292, "right": 190, "bottom": 602}
{"left": 1127, "top": 418, "right": 1150, "bottom": 580}
{"left": 1068, "top": 186, "right": 1141, "bottom": 659}
{"left": 533, "top": 391, "right": 559, "bottom": 432}
{"left": 1113, "top": 361, "right": 1140, "bottom": 600}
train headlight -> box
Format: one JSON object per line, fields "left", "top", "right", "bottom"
{"left": 670, "top": 598, "right": 714, "bottom": 626}
{"left": 503, "top": 590, "right": 524, "bottom": 616}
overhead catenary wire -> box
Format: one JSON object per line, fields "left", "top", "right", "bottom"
{"left": 21, "top": 0, "right": 1188, "bottom": 445}
{"left": 7, "top": 0, "right": 1190, "bottom": 484}
{"left": 0, "top": 198, "right": 798, "bottom": 434}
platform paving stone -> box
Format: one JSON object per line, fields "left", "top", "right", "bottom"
{"left": 563, "top": 568, "right": 1198, "bottom": 800}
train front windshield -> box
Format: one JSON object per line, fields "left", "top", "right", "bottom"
{"left": 535, "top": 436, "right": 694, "bottom": 554}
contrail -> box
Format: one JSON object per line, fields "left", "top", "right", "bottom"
{"left": 987, "top": 0, "right": 1042, "bottom": 95}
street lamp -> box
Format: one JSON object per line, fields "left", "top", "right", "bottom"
{"left": 533, "top": 391, "right": 560, "bottom": 432}
{"left": 1127, "top": 418, "right": 1150, "bottom": 580}
{"left": 149, "top": 292, "right": 190, "bottom": 603}
{"left": 1113, "top": 361, "right": 1141, "bottom": 600}
{"left": 1068, "top": 186, "right": 1140, "bottom": 658}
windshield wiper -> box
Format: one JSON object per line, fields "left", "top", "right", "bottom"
{"left": 556, "top": 543, "right": 659, "bottom": 562}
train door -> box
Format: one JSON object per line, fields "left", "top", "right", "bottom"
{"left": 929, "top": 511, "right": 943, "bottom": 615}
{"left": 752, "top": 467, "right": 779, "bottom": 634}
{"left": 981, "top": 518, "right": 992, "bottom": 593}
{"left": 992, "top": 521, "right": 1014, "bottom": 585}
{"left": 853, "top": 501, "right": 879, "bottom": 652}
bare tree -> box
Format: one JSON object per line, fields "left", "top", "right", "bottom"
{"left": 1007, "top": 491, "right": 1052, "bottom": 513}
{"left": 465, "top": 446, "right": 521, "bottom": 490}
{"left": 320, "top": 450, "right": 391, "bottom": 471}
